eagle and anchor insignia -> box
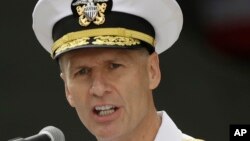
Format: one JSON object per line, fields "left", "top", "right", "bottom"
{"left": 72, "top": 0, "right": 109, "bottom": 26}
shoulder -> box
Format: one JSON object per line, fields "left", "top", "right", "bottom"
{"left": 156, "top": 111, "right": 205, "bottom": 141}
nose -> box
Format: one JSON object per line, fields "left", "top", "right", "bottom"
{"left": 89, "top": 71, "right": 112, "bottom": 97}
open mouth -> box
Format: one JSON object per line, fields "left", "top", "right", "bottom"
{"left": 93, "top": 105, "right": 119, "bottom": 116}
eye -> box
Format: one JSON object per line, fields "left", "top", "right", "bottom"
{"left": 77, "top": 68, "right": 90, "bottom": 75}
{"left": 110, "top": 63, "right": 122, "bottom": 69}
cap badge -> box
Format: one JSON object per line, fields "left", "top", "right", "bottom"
{"left": 72, "top": 0, "right": 108, "bottom": 26}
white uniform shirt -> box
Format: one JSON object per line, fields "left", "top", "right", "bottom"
{"left": 154, "top": 111, "right": 203, "bottom": 141}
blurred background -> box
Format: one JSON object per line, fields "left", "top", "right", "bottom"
{"left": 1, "top": 0, "right": 250, "bottom": 141}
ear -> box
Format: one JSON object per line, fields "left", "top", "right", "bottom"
{"left": 148, "top": 53, "right": 161, "bottom": 90}
{"left": 60, "top": 73, "right": 75, "bottom": 107}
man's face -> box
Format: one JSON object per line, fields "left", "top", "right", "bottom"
{"left": 60, "top": 48, "right": 160, "bottom": 140}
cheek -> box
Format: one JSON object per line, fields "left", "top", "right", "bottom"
{"left": 117, "top": 68, "right": 150, "bottom": 111}
{"left": 67, "top": 81, "right": 92, "bottom": 125}
{"left": 67, "top": 80, "right": 90, "bottom": 108}
{"left": 116, "top": 70, "right": 150, "bottom": 131}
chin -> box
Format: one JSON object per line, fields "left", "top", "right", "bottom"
{"left": 94, "top": 127, "right": 124, "bottom": 141}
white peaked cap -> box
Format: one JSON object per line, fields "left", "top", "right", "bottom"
{"left": 32, "top": 0, "right": 183, "bottom": 58}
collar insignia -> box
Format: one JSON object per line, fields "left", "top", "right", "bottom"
{"left": 72, "top": 0, "right": 108, "bottom": 26}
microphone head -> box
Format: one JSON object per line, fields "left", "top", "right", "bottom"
{"left": 39, "top": 126, "right": 65, "bottom": 141}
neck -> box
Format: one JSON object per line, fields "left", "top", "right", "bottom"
{"left": 128, "top": 108, "right": 161, "bottom": 141}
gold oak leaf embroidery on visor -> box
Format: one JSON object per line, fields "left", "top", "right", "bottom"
{"left": 92, "top": 36, "right": 141, "bottom": 46}
{"left": 54, "top": 36, "right": 140, "bottom": 56}
{"left": 55, "top": 37, "right": 90, "bottom": 54}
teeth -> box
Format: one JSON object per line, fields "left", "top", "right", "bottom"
{"left": 94, "top": 105, "right": 116, "bottom": 116}
{"left": 95, "top": 105, "right": 115, "bottom": 111}
{"left": 99, "top": 109, "right": 115, "bottom": 116}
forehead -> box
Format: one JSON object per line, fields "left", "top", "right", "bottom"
{"left": 59, "top": 48, "right": 147, "bottom": 65}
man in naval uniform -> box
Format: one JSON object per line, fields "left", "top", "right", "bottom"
{"left": 32, "top": 0, "right": 204, "bottom": 140}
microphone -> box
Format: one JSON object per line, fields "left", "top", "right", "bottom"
{"left": 9, "top": 126, "right": 65, "bottom": 141}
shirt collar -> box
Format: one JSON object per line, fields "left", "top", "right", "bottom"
{"left": 154, "top": 111, "right": 183, "bottom": 141}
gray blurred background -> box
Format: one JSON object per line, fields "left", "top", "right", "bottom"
{"left": 1, "top": 0, "right": 250, "bottom": 141}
